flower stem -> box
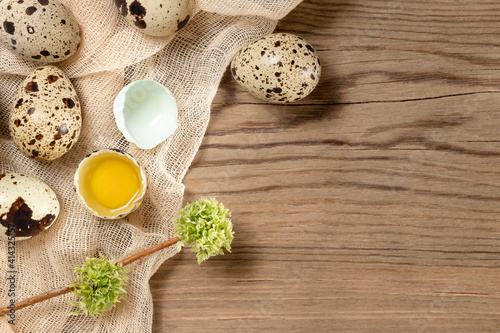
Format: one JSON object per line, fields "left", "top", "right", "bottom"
{"left": 0, "top": 236, "right": 181, "bottom": 317}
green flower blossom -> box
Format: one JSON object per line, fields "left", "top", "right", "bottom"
{"left": 68, "top": 254, "right": 127, "bottom": 317}
{"left": 67, "top": 198, "right": 233, "bottom": 317}
{"left": 174, "top": 198, "right": 234, "bottom": 264}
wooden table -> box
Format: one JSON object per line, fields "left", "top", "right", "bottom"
{"left": 151, "top": 1, "right": 500, "bottom": 331}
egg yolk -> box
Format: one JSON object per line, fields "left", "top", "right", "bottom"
{"left": 86, "top": 158, "right": 140, "bottom": 210}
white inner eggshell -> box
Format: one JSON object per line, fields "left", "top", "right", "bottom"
{"left": 114, "top": 80, "right": 178, "bottom": 150}
{"left": 0, "top": 173, "right": 60, "bottom": 241}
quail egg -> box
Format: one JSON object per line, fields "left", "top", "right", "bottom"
{"left": 10, "top": 65, "right": 82, "bottom": 161}
{"left": 115, "top": 0, "right": 192, "bottom": 37}
{"left": 0, "top": 173, "right": 60, "bottom": 241}
{"left": 231, "top": 33, "right": 321, "bottom": 103}
{"left": 0, "top": 0, "right": 81, "bottom": 63}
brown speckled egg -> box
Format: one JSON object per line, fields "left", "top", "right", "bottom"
{"left": 0, "top": 173, "right": 60, "bottom": 242}
{"left": 9, "top": 65, "right": 82, "bottom": 162}
{"left": 0, "top": 0, "right": 81, "bottom": 63}
{"left": 115, "top": 0, "right": 192, "bottom": 37}
{"left": 231, "top": 33, "right": 321, "bottom": 103}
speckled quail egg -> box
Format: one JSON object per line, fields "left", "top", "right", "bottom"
{"left": 115, "top": 0, "right": 192, "bottom": 37}
{"left": 0, "top": 0, "right": 81, "bottom": 63}
{"left": 10, "top": 65, "right": 82, "bottom": 161}
{"left": 231, "top": 33, "right": 321, "bottom": 103}
{"left": 0, "top": 173, "right": 60, "bottom": 241}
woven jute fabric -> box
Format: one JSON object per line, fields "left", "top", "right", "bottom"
{"left": 0, "top": 0, "right": 301, "bottom": 331}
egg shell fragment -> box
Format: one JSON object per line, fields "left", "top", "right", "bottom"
{"left": 9, "top": 65, "right": 82, "bottom": 162}
{"left": 231, "top": 33, "right": 322, "bottom": 103}
{"left": 0, "top": 173, "right": 60, "bottom": 241}
{"left": 115, "top": 0, "right": 192, "bottom": 37}
{"left": 114, "top": 80, "right": 179, "bottom": 150}
{"left": 0, "top": 0, "right": 81, "bottom": 63}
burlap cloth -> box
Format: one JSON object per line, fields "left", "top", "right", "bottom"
{"left": 0, "top": 0, "right": 302, "bottom": 332}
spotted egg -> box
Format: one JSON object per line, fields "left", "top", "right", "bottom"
{"left": 231, "top": 33, "right": 321, "bottom": 103}
{"left": 0, "top": 0, "right": 81, "bottom": 63}
{"left": 115, "top": 0, "right": 192, "bottom": 37}
{"left": 9, "top": 65, "right": 82, "bottom": 162}
{"left": 0, "top": 173, "right": 60, "bottom": 242}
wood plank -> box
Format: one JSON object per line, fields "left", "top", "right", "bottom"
{"left": 152, "top": 0, "right": 500, "bottom": 332}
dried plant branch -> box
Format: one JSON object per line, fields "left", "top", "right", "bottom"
{"left": 0, "top": 197, "right": 233, "bottom": 318}
{"left": 0, "top": 237, "right": 180, "bottom": 317}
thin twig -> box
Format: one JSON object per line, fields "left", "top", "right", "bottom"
{"left": 0, "top": 236, "right": 181, "bottom": 317}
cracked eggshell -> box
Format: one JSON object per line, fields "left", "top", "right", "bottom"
{"left": 0, "top": 0, "right": 81, "bottom": 63}
{"left": 9, "top": 65, "right": 82, "bottom": 162}
{"left": 114, "top": 80, "right": 178, "bottom": 150}
{"left": 0, "top": 173, "right": 60, "bottom": 241}
{"left": 231, "top": 33, "right": 322, "bottom": 104}
{"left": 115, "top": 0, "right": 192, "bottom": 37}
{"left": 74, "top": 149, "right": 148, "bottom": 220}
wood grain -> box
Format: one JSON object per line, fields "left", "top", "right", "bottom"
{"left": 151, "top": 1, "right": 500, "bottom": 332}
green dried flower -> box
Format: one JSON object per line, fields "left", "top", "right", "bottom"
{"left": 68, "top": 254, "right": 127, "bottom": 317}
{"left": 64, "top": 198, "right": 233, "bottom": 317}
{"left": 174, "top": 198, "right": 234, "bottom": 264}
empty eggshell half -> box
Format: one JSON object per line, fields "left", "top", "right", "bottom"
{"left": 114, "top": 80, "right": 178, "bottom": 150}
